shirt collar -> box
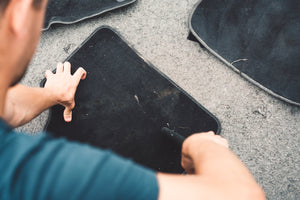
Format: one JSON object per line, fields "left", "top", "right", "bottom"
{"left": 0, "top": 118, "right": 13, "bottom": 133}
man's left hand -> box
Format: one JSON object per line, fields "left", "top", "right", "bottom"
{"left": 44, "top": 62, "right": 87, "bottom": 122}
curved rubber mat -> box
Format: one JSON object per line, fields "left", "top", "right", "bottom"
{"left": 189, "top": 0, "right": 300, "bottom": 106}
{"left": 43, "top": 0, "right": 136, "bottom": 30}
{"left": 41, "top": 26, "right": 220, "bottom": 173}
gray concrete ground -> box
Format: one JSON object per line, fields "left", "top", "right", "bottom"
{"left": 18, "top": 0, "right": 299, "bottom": 199}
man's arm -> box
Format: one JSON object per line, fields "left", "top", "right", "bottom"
{"left": 3, "top": 62, "right": 86, "bottom": 127}
{"left": 157, "top": 132, "right": 265, "bottom": 200}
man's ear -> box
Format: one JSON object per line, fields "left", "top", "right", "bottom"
{"left": 6, "top": 0, "right": 33, "bottom": 37}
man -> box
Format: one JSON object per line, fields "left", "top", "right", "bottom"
{"left": 0, "top": 0, "right": 265, "bottom": 199}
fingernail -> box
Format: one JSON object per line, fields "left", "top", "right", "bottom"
{"left": 65, "top": 116, "right": 72, "bottom": 122}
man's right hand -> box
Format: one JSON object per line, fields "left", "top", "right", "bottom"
{"left": 157, "top": 132, "right": 265, "bottom": 200}
{"left": 181, "top": 131, "right": 228, "bottom": 174}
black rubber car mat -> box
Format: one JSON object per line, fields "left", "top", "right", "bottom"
{"left": 43, "top": 0, "right": 136, "bottom": 31}
{"left": 41, "top": 26, "right": 221, "bottom": 173}
{"left": 189, "top": 0, "right": 300, "bottom": 106}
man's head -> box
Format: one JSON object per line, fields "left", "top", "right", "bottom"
{"left": 0, "top": 0, "right": 43, "bottom": 12}
{"left": 0, "top": 0, "right": 48, "bottom": 86}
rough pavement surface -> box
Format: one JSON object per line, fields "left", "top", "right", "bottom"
{"left": 18, "top": 0, "right": 300, "bottom": 199}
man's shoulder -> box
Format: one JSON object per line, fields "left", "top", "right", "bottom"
{"left": 0, "top": 119, "right": 158, "bottom": 200}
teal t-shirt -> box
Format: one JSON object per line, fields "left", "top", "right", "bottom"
{"left": 0, "top": 119, "right": 158, "bottom": 200}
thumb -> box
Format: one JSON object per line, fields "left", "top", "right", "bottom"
{"left": 63, "top": 106, "right": 73, "bottom": 122}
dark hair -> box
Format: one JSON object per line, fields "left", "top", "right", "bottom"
{"left": 0, "top": 0, "right": 43, "bottom": 12}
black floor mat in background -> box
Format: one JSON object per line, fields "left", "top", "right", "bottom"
{"left": 189, "top": 0, "right": 300, "bottom": 106}
{"left": 43, "top": 0, "right": 136, "bottom": 30}
{"left": 41, "top": 26, "right": 220, "bottom": 173}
